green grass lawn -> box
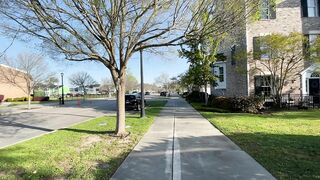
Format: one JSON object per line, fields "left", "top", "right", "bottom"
{"left": 191, "top": 102, "right": 320, "bottom": 180}
{"left": 0, "top": 100, "right": 167, "bottom": 179}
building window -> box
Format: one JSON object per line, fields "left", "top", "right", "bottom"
{"left": 254, "top": 76, "right": 271, "bottom": 96}
{"left": 308, "top": 0, "right": 318, "bottom": 17}
{"left": 253, "top": 37, "right": 270, "bottom": 60}
{"left": 213, "top": 63, "right": 226, "bottom": 89}
{"left": 311, "top": 72, "right": 320, "bottom": 77}
{"left": 260, "top": 0, "right": 276, "bottom": 20}
{"left": 309, "top": 34, "right": 319, "bottom": 44}
{"left": 302, "top": 0, "right": 320, "bottom": 17}
{"left": 308, "top": 34, "right": 320, "bottom": 56}
{"left": 219, "top": 67, "right": 224, "bottom": 82}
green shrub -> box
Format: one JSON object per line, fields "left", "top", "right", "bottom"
{"left": 209, "top": 96, "right": 233, "bottom": 110}
{"left": 231, "top": 96, "right": 264, "bottom": 113}
{"left": 208, "top": 96, "right": 264, "bottom": 113}
{"left": 5, "top": 98, "right": 13, "bottom": 102}
{"left": 5, "top": 97, "right": 29, "bottom": 102}
{"left": 13, "top": 97, "right": 27, "bottom": 102}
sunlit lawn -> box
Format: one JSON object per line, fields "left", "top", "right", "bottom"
{"left": 192, "top": 102, "right": 320, "bottom": 180}
{"left": 0, "top": 100, "right": 167, "bottom": 179}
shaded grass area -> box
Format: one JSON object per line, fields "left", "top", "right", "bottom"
{"left": 191, "top": 102, "right": 231, "bottom": 113}
{"left": 0, "top": 100, "right": 167, "bottom": 179}
{"left": 191, "top": 102, "right": 320, "bottom": 180}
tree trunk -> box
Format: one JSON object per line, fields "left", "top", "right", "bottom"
{"left": 115, "top": 76, "right": 126, "bottom": 136}
{"left": 27, "top": 93, "right": 31, "bottom": 110}
{"left": 204, "top": 84, "right": 208, "bottom": 106}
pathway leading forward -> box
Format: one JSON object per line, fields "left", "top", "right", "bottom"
{"left": 112, "top": 97, "right": 275, "bottom": 180}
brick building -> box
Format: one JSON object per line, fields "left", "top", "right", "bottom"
{"left": 212, "top": 0, "right": 320, "bottom": 99}
{"left": 0, "top": 64, "right": 28, "bottom": 100}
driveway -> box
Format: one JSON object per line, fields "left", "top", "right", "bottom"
{"left": 0, "top": 99, "right": 117, "bottom": 148}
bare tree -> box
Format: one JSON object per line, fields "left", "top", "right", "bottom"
{"left": 155, "top": 73, "right": 171, "bottom": 92}
{"left": 126, "top": 72, "right": 138, "bottom": 93}
{"left": 0, "top": 0, "right": 259, "bottom": 135}
{"left": 100, "top": 77, "right": 114, "bottom": 97}
{"left": 69, "top": 72, "right": 97, "bottom": 95}
{"left": 249, "top": 32, "right": 319, "bottom": 107}
{"left": 0, "top": 53, "right": 49, "bottom": 109}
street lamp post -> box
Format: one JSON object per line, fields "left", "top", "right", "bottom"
{"left": 140, "top": 49, "right": 145, "bottom": 118}
{"left": 61, "top": 72, "right": 64, "bottom": 105}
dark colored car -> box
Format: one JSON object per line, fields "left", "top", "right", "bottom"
{"left": 125, "top": 94, "right": 147, "bottom": 111}
{"left": 160, "top": 91, "right": 168, "bottom": 97}
{"left": 145, "top": 92, "right": 151, "bottom": 95}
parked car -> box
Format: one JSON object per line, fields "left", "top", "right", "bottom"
{"left": 125, "top": 94, "right": 147, "bottom": 111}
{"left": 145, "top": 92, "right": 151, "bottom": 95}
{"left": 160, "top": 91, "right": 168, "bottom": 96}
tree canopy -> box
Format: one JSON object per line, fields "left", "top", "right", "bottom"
{"left": 0, "top": 0, "right": 260, "bottom": 135}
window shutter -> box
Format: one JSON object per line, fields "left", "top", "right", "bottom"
{"left": 301, "top": 0, "right": 308, "bottom": 17}
{"left": 253, "top": 37, "right": 261, "bottom": 59}
{"left": 231, "top": 45, "right": 236, "bottom": 65}
{"left": 303, "top": 35, "right": 310, "bottom": 59}
{"left": 270, "top": 3, "right": 276, "bottom": 19}
{"left": 318, "top": 0, "right": 320, "bottom": 17}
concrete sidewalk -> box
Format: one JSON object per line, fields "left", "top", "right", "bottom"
{"left": 111, "top": 97, "right": 275, "bottom": 180}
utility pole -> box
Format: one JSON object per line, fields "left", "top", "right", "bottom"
{"left": 140, "top": 49, "right": 145, "bottom": 118}
{"left": 61, "top": 72, "right": 65, "bottom": 105}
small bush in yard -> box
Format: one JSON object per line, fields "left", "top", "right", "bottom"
{"left": 5, "top": 97, "right": 28, "bottom": 102}
{"left": 209, "top": 96, "right": 233, "bottom": 110}
{"left": 209, "top": 96, "right": 264, "bottom": 113}
{"left": 231, "top": 96, "right": 264, "bottom": 113}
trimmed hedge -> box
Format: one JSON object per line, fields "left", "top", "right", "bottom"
{"left": 33, "top": 96, "right": 49, "bottom": 101}
{"left": 5, "top": 97, "right": 28, "bottom": 102}
{"left": 208, "top": 96, "right": 264, "bottom": 113}
{"left": 231, "top": 96, "right": 264, "bottom": 113}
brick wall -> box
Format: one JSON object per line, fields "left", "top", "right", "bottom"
{"left": 246, "top": 0, "right": 305, "bottom": 95}
{"left": 0, "top": 65, "right": 28, "bottom": 100}
{"left": 213, "top": 0, "right": 320, "bottom": 97}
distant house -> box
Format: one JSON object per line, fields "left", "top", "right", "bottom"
{"left": 0, "top": 64, "right": 29, "bottom": 100}
{"left": 70, "top": 84, "right": 101, "bottom": 95}
{"left": 86, "top": 84, "right": 100, "bottom": 95}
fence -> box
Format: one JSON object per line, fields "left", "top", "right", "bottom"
{"left": 263, "top": 94, "right": 320, "bottom": 109}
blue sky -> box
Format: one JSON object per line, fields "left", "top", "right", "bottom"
{"left": 0, "top": 37, "right": 189, "bottom": 87}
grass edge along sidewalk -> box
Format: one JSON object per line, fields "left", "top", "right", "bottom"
{"left": 191, "top": 102, "right": 320, "bottom": 180}
{"left": 0, "top": 100, "right": 167, "bottom": 179}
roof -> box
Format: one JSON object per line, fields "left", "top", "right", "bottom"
{"left": 300, "top": 63, "right": 320, "bottom": 75}
{"left": 0, "top": 64, "right": 27, "bottom": 74}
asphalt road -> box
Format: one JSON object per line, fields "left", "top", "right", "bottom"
{"left": 0, "top": 99, "right": 117, "bottom": 148}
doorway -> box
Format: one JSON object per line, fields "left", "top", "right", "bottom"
{"left": 309, "top": 79, "right": 320, "bottom": 104}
